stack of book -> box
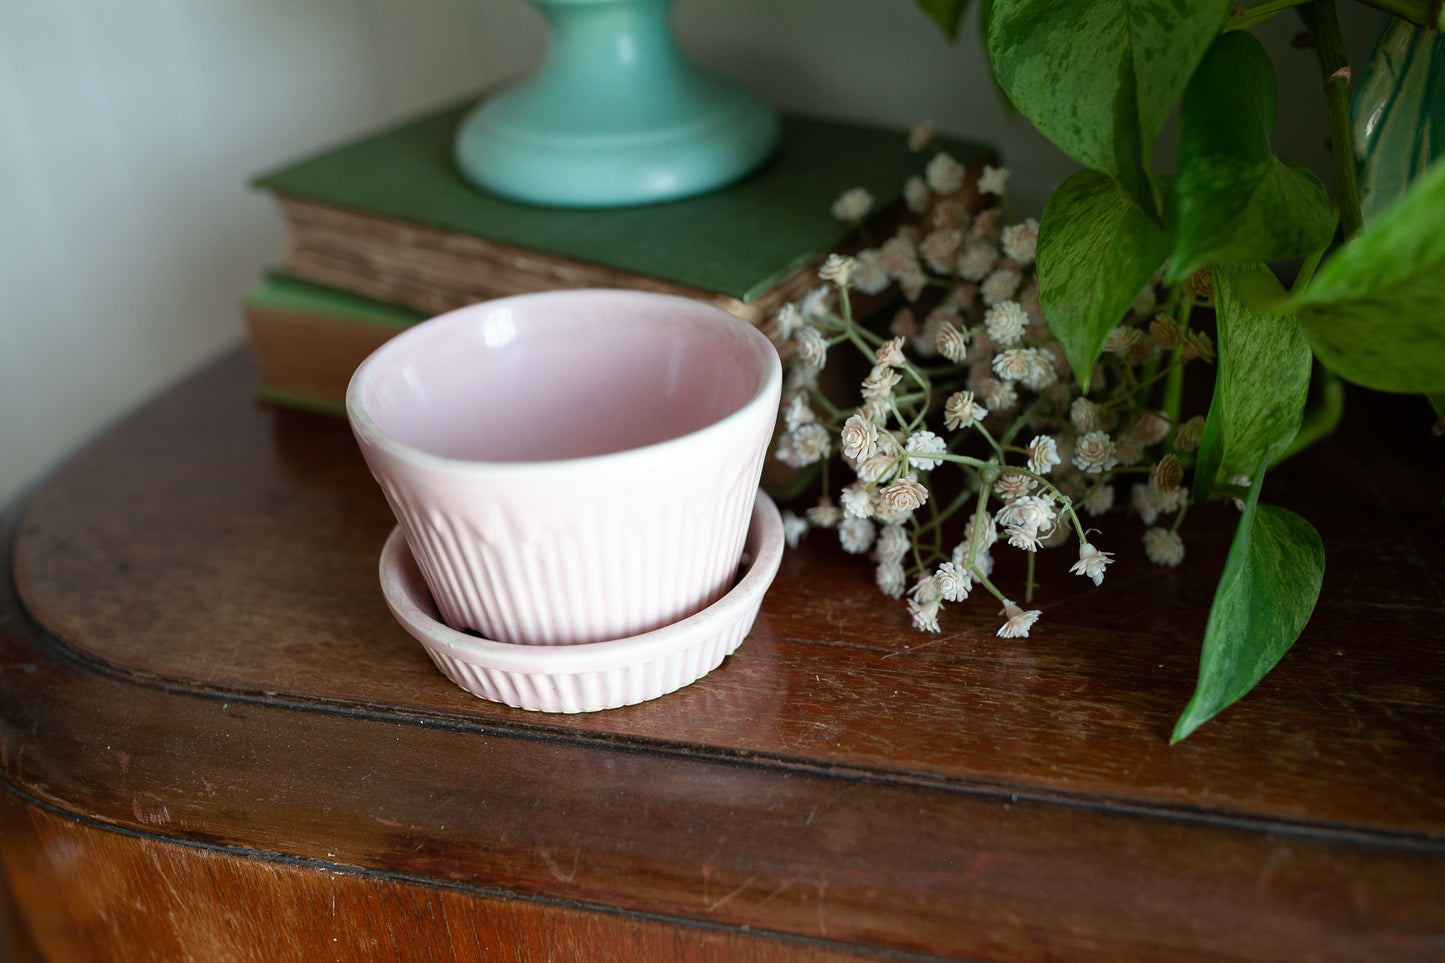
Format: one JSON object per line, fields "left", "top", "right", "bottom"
{"left": 245, "top": 97, "right": 994, "bottom": 414}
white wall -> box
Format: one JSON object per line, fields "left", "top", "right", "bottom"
{"left": 0, "top": 0, "right": 1380, "bottom": 505}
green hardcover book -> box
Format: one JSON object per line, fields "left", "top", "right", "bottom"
{"left": 244, "top": 272, "right": 427, "bottom": 415}
{"left": 253, "top": 98, "right": 995, "bottom": 330}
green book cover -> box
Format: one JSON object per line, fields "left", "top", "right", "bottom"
{"left": 254, "top": 100, "right": 994, "bottom": 303}
{"left": 245, "top": 272, "right": 427, "bottom": 329}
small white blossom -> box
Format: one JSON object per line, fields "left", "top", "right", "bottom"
{"left": 956, "top": 238, "right": 998, "bottom": 282}
{"left": 876, "top": 560, "right": 907, "bottom": 598}
{"left": 977, "top": 377, "right": 1019, "bottom": 412}
{"left": 1070, "top": 542, "right": 1114, "bottom": 586}
{"left": 875, "top": 336, "right": 908, "bottom": 369}
{"left": 934, "top": 561, "right": 973, "bottom": 602}
{"left": 818, "top": 254, "right": 857, "bottom": 287}
{"left": 801, "top": 285, "right": 833, "bottom": 320}
{"left": 996, "top": 601, "right": 1041, "bottom": 639}
{"left": 783, "top": 392, "right": 815, "bottom": 432}
{"left": 775, "top": 303, "right": 803, "bottom": 341}
{"left": 1072, "top": 430, "right": 1118, "bottom": 473}
{"left": 994, "top": 473, "right": 1036, "bottom": 501}
{"left": 1132, "top": 411, "right": 1171, "bottom": 447}
{"left": 983, "top": 300, "right": 1029, "bottom": 348}
{"left": 874, "top": 524, "right": 910, "bottom": 564}
{"left": 1070, "top": 397, "right": 1101, "bottom": 433}
{"left": 978, "top": 164, "right": 1011, "bottom": 196}
{"left": 879, "top": 235, "right": 919, "bottom": 278}
{"left": 839, "top": 516, "right": 877, "bottom": 555}
{"left": 860, "top": 363, "right": 903, "bottom": 401}
{"left": 1150, "top": 315, "right": 1184, "bottom": 349}
{"left": 851, "top": 250, "right": 890, "bottom": 294}
{"left": 1174, "top": 416, "right": 1205, "bottom": 452}
{"left": 856, "top": 450, "right": 901, "bottom": 483}
{"left": 1143, "top": 527, "right": 1185, "bottom": 567}
{"left": 840, "top": 412, "right": 879, "bottom": 462}
{"left": 981, "top": 266, "right": 1023, "bottom": 305}
{"left": 1027, "top": 435, "right": 1061, "bottom": 475}
{"left": 1130, "top": 285, "right": 1158, "bottom": 317}
{"left": 793, "top": 325, "right": 829, "bottom": 371}
{"left": 831, "top": 186, "right": 874, "bottom": 223}
{"left": 954, "top": 539, "right": 995, "bottom": 579}
{"left": 944, "top": 390, "right": 982, "bottom": 430}
{"left": 1005, "top": 525, "right": 1041, "bottom": 552}
{"left": 807, "top": 500, "right": 842, "bottom": 528}
{"left": 997, "top": 494, "right": 1056, "bottom": 536}
{"left": 919, "top": 228, "right": 964, "bottom": 274}
{"left": 1000, "top": 218, "right": 1039, "bottom": 264}
{"left": 1082, "top": 483, "right": 1116, "bottom": 517}
{"left": 909, "top": 597, "right": 942, "bottom": 633}
{"left": 904, "top": 175, "right": 931, "bottom": 213}
{"left": 881, "top": 476, "right": 929, "bottom": 512}
{"left": 1104, "top": 326, "right": 1144, "bottom": 357}
{"left": 937, "top": 322, "right": 970, "bottom": 363}
{"left": 925, "top": 152, "right": 965, "bottom": 194}
{"left": 905, "top": 430, "right": 947, "bottom": 470}
{"left": 781, "top": 510, "right": 809, "bottom": 549}
{"left": 840, "top": 481, "right": 874, "bottom": 519}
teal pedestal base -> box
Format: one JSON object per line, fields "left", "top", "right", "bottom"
{"left": 454, "top": 0, "right": 780, "bottom": 209}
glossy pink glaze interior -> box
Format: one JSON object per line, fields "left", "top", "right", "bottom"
{"left": 360, "top": 293, "right": 769, "bottom": 463}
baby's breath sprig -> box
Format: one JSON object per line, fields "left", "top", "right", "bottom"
{"left": 771, "top": 130, "right": 1217, "bottom": 638}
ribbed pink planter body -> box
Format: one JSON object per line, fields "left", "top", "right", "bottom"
{"left": 347, "top": 289, "right": 782, "bottom": 645}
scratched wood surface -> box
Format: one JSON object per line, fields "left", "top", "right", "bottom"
{"left": 2, "top": 348, "right": 1443, "bottom": 961}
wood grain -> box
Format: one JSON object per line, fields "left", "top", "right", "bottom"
{"left": 2, "top": 348, "right": 1443, "bottom": 961}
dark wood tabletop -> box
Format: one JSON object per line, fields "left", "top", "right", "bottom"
{"left": 1, "top": 348, "right": 1442, "bottom": 962}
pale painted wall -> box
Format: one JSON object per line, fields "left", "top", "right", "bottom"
{"left": 0, "top": 0, "right": 1379, "bottom": 505}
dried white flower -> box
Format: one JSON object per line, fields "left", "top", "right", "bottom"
{"left": 1113, "top": 436, "right": 1144, "bottom": 466}
{"left": 806, "top": 500, "right": 842, "bottom": 528}
{"left": 980, "top": 266, "right": 1023, "bottom": 306}
{"left": 861, "top": 363, "right": 903, "bottom": 401}
{"left": 874, "top": 524, "right": 910, "bottom": 565}
{"left": 997, "top": 494, "right": 1056, "bottom": 536}
{"left": 934, "top": 561, "right": 973, "bottom": 602}
{"left": 1072, "top": 430, "right": 1118, "bottom": 473}
{"left": 840, "top": 413, "right": 879, "bottom": 462}
{"left": 983, "top": 300, "right": 1029, "bottom": 347}
{"left": 956, "top": 238, "right": 998, "bottom": 282}
{"left": 831, "top": 186, "right": 874, "bottom": 223}
{"left": 856, "top": 450, "right": 900, "bottom": 484}
{"left": 937, "top": 322, "right": 970, "bottom": 363}
{"left": 904, "top": 175, "right": 932, "bottom": 213}
{"left": 782, "top": 423, "right": 830, "bottom": 466}
{"left": 919, "top": 228, "right": 964, "bottom": 274}
{"left": 1104, "top": 326, "right": 1143, "bottom": 356}
{"left": 925, "top": 152, "right": 965, "bottom": 194}
{"left": 1000, "top": 218, "right": 1039, "bottom": 265}
{"left": 783, "top": 392, "right": 815, "bottom": 432}
{"left": 1183, "top": 329, "right": 1215, "bottom": 362}
{"left": 819, "top": 254, "right": 857, "bottom": 287}
{"left": 1174, "top": 416, "right": 1205, "bottom": 452}
{"left": 1070, "top": 542, "right": 1114, "bottom": 586}
{"left": 781, "top": 510, "right": 809, "bottom": 549}
{"left": 775, "top": 303, "right": 803, "bottom": 341}
{"left": 801, "top": 285, "right": 833, "bottom": 320}
{"left": 1070, "top": 397, "right": 1100, "bottom": 433}
{"left": 839, "top": 516, "right": 877, "bottom": 555}
{"left": 954, "top": 539, "right": 995, "bottom": 578}
{"left": 1132, "top": 411, "right": 1171, "bottom": 447}
{"left": 1143, "top": 527, "right": 1185, "bottom": 567}
{"left": 1027, "top": 435, "right": 1061, "bottom": 475}
{"left": 944, "top": 390, "right": 982, "bottom": 430}
{"left": 1150, "top": 453, "right": 1183, "bottom": 494}
{"left": 978, "top": 164, "right": 1011, "bottom": 196}
{"left": 851, "top": 249, "right": 890, "bottom": 295}
{"left": 793, "top": 325, "right": 829, "bottom": 371}
{"left": 881, "top": 476, "right": 929, "bottom": 512}
{"left": 840, "top": 480, "right": 874, "bottom": 519}
{"left": 905, "top": 430, "right": 947, "bottom": 471}
{"left": 977, "top": 377, "right": 1019, "bottom": 412}
{"left": 996, "top": 600, "right": 1041, "bottom": 638}
{"left": 992, "top": 347, "right": 1055, "bottom": 391}
{"left": 1005, "top": 525, "right": 1041, "bottom": 552}
{"left": 876, "top": 560, "right": 907, "bottom": 598}
{"left": 1149, "top": 315, "right": 1183, "bottom": 349}
{"left": 994, "top": 473, "right": 1036, "bottom": 501}
{"left": 909, "top": 596, "right": 942, "bottom": 633}
{"left": 875, "top": 336, "right": 908, "bottom": 369}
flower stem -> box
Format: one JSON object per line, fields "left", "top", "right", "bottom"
{"left": 1301, "top": 0, "right": 1364, "bottom": 240}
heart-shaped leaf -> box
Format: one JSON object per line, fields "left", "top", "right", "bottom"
{"left": 1287, "top": 158, "right": 1445, "bottom": 393}
{"left": 1192, "top": 264, "right": 1312, "bottom": 500}
{"left": 987, "top": 0, "right": 1232, "bottom": 217}
{"left": 1172, "top": 463, "right": 1325, "bottom": 743}
{"left": 1038, "top": 168, "right": 1172, "bottom": 390}
{"left": 1170, "top": 32, "right": 1333, "bottom": 281}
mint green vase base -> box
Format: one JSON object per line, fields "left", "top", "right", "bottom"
{"left": 455, "top": 77, "right": 780, "bottom": 209}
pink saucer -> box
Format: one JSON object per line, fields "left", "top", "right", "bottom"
{"left": 379, "top": 491, "right": 783, "bottom": 712}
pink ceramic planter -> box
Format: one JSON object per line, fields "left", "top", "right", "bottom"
{"left": 347, "top": 289, "right": 782, "bottom": 646}
{"left": 379, "top": 492, "right": 784, "bottom": 712}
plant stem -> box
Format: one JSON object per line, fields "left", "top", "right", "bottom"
{"left": 1302, "top": 0, "right": 1365, "bottom": 239}
{"left": 1225, "top": 0, "right": 1314, "bottom": 32}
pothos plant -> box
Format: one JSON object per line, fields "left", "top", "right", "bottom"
{"left": 906, "top": 0, "right": 1445, "bottom": 740}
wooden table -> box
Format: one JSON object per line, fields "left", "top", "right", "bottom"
{"left": 1, "top": 349, "right": 1442, "bottom": 962}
